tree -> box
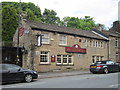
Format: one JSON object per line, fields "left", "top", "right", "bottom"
{"left": 2, "top": 2, "right": 42, "bottom": 44}
{"left": 42, "top": 8, "right": 60, "bottom": 25}
{"left": 61, "top": 16, "right": 96, "bottom": 30}
{"left": 2, "top": 5, "right": 18, "bottom": 43}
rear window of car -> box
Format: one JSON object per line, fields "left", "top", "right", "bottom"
{"left": 95, "top": 61, "right": 106, "bottom": 64}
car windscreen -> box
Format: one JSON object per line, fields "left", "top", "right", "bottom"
{"left": 95, "top": 61, "right": 106, "bottom": 64}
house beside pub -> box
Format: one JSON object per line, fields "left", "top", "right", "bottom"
{"left": 102, "top": 21, "right": 120, "bottom": 62}
{"left": 13, "top": 20, "right": 109, "bottom": 72}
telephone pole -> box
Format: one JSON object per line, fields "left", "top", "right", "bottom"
{"left": 16, "top": 0, "right": 21, "bottom": 65}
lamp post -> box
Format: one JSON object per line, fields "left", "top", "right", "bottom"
{"left": 16, "top": 0, "right": 21, "bottom": 65}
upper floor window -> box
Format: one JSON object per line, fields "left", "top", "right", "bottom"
{"left": 59, "top": 35, "right": 67, "bottom": 45}
{"left": 41, "top": 33, "right": 50, "bottom": 44}
{"left": 115, "top": 39, "right": 118, "bottom": 48}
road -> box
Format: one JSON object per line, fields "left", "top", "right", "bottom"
{"left": 1, "top": 72, "right": 119, "bottom": 88}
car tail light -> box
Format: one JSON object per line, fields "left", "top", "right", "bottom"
{"left": 97, "top": 65, "right": 102, "bottom": 67}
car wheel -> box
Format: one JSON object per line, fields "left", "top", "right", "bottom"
{"left": 24, "top": 74, "right": 33, "bottom": 82}
{"left": 103, "top": 68, "right": 108, "bottom": 74}
{"left": 92, "top": 72, "right": 97, "bottom": 74}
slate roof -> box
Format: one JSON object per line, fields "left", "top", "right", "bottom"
{"left": 102, "top": 30, "right": 120, "bottom": 38}
{"left": 25, "top": 20, "right": 108, "bottom": 40}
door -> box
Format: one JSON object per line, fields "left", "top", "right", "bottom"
{"left": 1, "top": 64, "right": 10, "bottom": 82}
{"left": 5, "top": 64, "right": 24, "bottom": 81}
{"left": 106, "top": 61, "right": 115, "bottom": 72}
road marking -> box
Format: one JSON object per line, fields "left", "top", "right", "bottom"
{"left": 2, "top": 81, "right": 46, "bottom": 88}
{"left": 109, "top": 84, "right": 120, "bottom": 88}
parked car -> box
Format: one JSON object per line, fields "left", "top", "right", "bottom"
{"left": 0, "top": 64, "right": 38, "bottom": 84}
{"left": 90, "top": 60, "right": 120, "bottom": 74}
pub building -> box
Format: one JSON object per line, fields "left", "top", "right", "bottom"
{"left": 13, "top": 19, "right": 109, "bottom": 72}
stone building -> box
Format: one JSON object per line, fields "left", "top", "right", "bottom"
{"left": 13, "top": 20, "right": 109, "bottom": 72}
{"left": 102, "top": 21, "right": 120, "bottom": 62}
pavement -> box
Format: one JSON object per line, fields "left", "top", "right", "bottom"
{"left": 38, "top": 70, "right": 91, "bottom": 79}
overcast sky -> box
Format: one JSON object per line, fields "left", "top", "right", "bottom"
{"left": 2, "top": 0, "right": 120, "bottom": 29}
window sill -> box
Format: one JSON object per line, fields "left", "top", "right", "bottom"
{"left": 39, "top": 63, "right": 50, "bottom": 65}
{"left": 59, "top": 44, "right": 68, "bottom": 47}
{"left": 42, "top": 43, "right": 51, "bottom": 45}
{"left": 56, "top": 64, "right": 74, "bottom": 66}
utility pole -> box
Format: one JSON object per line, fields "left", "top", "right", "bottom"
{"left": 16, "top": 0, "right": 21, "bottom": 65}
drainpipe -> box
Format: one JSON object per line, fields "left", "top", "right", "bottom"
{"left": 107, "top": 40, "right": 110, "bottom": 60}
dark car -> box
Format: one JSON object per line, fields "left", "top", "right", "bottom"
{"left": 90, "top": 60, "right": 120, "bottom": 74}
{"left": 0, "top": 64, "right": 38, "bottom": 84}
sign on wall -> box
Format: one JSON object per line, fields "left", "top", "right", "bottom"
{"left": 19, "top": 27, "right": 24, "bottom": 36}
{"left": 51, "top": 55, "right": 56, "bottom": 62}
{"left": 65, "top": 44, "right": 86, "bottom": 54}
{"left": 36, "top": 34, "right": 43, "bottom": 47}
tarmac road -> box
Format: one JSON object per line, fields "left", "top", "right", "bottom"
{"left": 2, "top": 72, "right": 119, "bottom": 89}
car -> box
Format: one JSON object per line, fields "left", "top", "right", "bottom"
{"left": 116, "top": 62, "right": 120, "bottom": 70}
{"left": 90, "top": 60, "right": 120, "bottom": 74}
{"left": 0, "top": 64, "right": 38, "bottom": 84}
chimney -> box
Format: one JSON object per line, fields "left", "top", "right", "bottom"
{"left": 112, "top": 21, "right": 120, "bottom": 33}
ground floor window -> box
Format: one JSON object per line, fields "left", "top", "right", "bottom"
{"left": 57, "top": 55, "right": 73, "bottom": 65}
{"left": 116, "top": 53, "right": 119, "bottom": 61}
{"left": 40, "top": 51, "right": 49, "bottom": 64}
{"left": 92, "top": 56, "right": 104, "bottom": 63}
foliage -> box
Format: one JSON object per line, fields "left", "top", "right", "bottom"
{"left": 61, "top": 16, "right": 96, "bottom": 30}
{"left": 2, "top": 1, "right": 97, "bottom": 44}
{"left": 2, "top": 5, "right": 18, "bottom": 42}
{"left": 2, "top": 2, "right": 42, "bottom": 43}
{"left": 42, "top": 8, "right": 60, "bottom": 25}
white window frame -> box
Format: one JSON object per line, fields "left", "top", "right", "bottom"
{"left": 63, "top": 55, "right": 68, "bottom": 65}
{"left": 68, "top": 55, "right": 73, "bottom": 65}
{"left": 41, "top": 33, "right": 50, "bottom": 44}
{"left": 59, "top": 34, "right": 67, "bottom": 45}
{"left": 56, "top": 55, "right": 73, "bottom": 65}
{"left": 100, "top": 42, "right": 103, "bottom": 48}
{"left": 57, "top": 55, "right": 62, "bottom": 65}
{"left": 40, "top": 51, "right": 49, "bottom": 64}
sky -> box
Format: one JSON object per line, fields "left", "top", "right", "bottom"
{"left": 1, "top": 0, "right": 120, "bottom": 29}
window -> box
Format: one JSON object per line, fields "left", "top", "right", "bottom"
{"left": 100, "top": 42, "right": 103, "bottom": 48}
{"left": 93, "top": 41, "right": 95, "bottom": 47}
{"left": 96, "top": 56, "right": 99, "bottom": 61}
{"left": 96, "top": 41, "right": 98, "bottom": 47}
{"left": 90, "top": 41, "right": 92, "bottom": 47}
{"left": 68, "top": 55, "right": 73, "bottom": 64}
{"left": 40, "top": 51, "right": 49, "bottom": 64}
{"left": 106, "top": 61, "right": 114, "bottom": 65}
{"left": 63, "top": 55, "right": 68, "bottom": 64}
{"left": 92, "top": 56, "right": 95, "bottom": 63}
{"left": 59, "top": 35, "right": 67, "bottom": 45}
{"left": 98, "top": 42, "right": 100, "bottom": 47}
{"left": 57, "top": 55, "right": 73, "bottom": 65}
{"left": 100, "top": 56, "right": 104, "bottom": 61}
{"left": 115, "top": 39, "right": 118, "bottom": 48}
{"left": 116, "top": 53, "right": 119, "bottom": 61}
{"left": 57, "top": 55, "right": 62, "bottom": 64}
{"left": 92, "top": 56, "right": 104, "bottom": 63}
{"left": 41, "top": 33, "right": 50, "bottom": 44}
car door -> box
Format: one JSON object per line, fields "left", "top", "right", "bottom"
{"left": 113, "top": 62, "right": 119, "bottom": 71}
{"left": 6, "top": 64, "right": 24, "bottom": 81}
{"left": 1, "top": 64, "right": 10, "bottom": 82}
{"left": 106, "top": 61, "right": 115, "bottom": 72}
